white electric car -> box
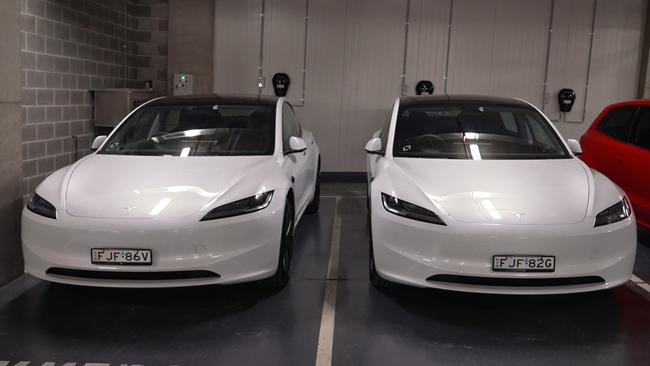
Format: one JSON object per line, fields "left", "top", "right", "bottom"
{"left": 366, "top": 95, "right": 636, "bottom": 294}
{"left": 22, "top": 95, "right": 320, "bottom": 288}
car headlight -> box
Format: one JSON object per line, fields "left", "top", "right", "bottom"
{"left": 381, "top": 193, "right": 446, "bottom": 226}
{"left": 201, "top": 191, "right": 274, "bottom": 221}
{"left": 594, "top": 198, "right": 631, "bottom": 227}
{"left": 26, "top": 193, "right": 57, "bottom": 219}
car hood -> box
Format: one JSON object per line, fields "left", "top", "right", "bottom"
{"left": 65, "top": 154, "right": 275, "bottom": 219}
{"left": 393, "top": 158, "right": 590, "bottom": 225}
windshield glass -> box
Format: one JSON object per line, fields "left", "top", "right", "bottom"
{"left": 99, "top": 104, "right": 275, "bottom": 156}
{"left": 393, "top": 103, "right": 569, "bottom": 160}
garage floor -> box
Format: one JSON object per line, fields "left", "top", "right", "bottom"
{"left": 1, "top": 183, "right": 649, "bottom": 366}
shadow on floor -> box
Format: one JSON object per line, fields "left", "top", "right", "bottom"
{"left": 0, "top": 280, "right": 281, "bottom": 342}
{"left": 368, "top": 281, "right": 640, "bottom": 348}
{"left": 638, "top": 226, "right": 649, "bottom": 247}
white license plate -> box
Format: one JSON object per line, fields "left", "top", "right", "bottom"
{"left": 492, "top": 255, "right": 555, "bottom": 272}
{"left": 91, "top": 248, "right": 152, "bottom": 265}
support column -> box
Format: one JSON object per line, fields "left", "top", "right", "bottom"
{"left": 0, "top": 0, "right": 24, "bottom": 285}
{"left": 638, "top": 0, "right": 650, "bottom": 98}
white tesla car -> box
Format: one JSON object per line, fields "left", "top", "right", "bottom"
{"left": 22, "top": 95, "right": 320, "bottom": 288}
{"left": 365, "top": 95, "right": 636, "bottom": 294}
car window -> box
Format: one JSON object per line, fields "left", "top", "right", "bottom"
{"left": 282, "top": 103, "right": 301, "bottom": 152}
{"left": 99, "top": 103, "right": 275, "bottom": 156}
{"left": 392, "top": 103, "right": 569, "bottom": 160}
{"left": 633, "top": 106, "right": 650, "bottom": 150}
{"left": 379, "top": 112, "right": 392, "bottom": 152}
{"left": 597, "top": 106, "right": 637, "bottom": 142}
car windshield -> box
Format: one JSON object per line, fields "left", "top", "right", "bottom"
{"left": 99, "top": 103, "right": 275, "bottom": 156}
{"left": 393, "top": 103, "right": 569, "bottom": 160}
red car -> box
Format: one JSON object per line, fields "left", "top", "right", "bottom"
{"left": 580, "top": 100, "right": 650, "bottom": 230}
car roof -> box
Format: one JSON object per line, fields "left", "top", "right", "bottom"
{"left": 148, "top": 94, "right": 280, "bottom": 107}
{"left": 601, "top": 99, "right": 650, "bottom": 109}
{"left": 399, "top": 95, "right": 533, "bottom": 108}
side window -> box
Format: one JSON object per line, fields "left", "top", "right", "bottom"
{"left": 282, "top": 103, "right": 300, "bottom": 152}
{"left": 597, "top": 106, "right": 637, "bottom": 142}
{"left": 633, "top": 107, "right": 650, "bottom": 150}
{"left": 379, "top": 112, "right": 392, "bottom": 151}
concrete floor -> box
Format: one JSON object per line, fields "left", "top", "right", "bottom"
{"left": 0, "top": 183, "right": 649, "bottom": 366}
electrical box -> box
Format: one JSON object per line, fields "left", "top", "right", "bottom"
{"left": 173, "top": 73, "right": 195, "bottom": 96}
{"left": 92, "top": 89, "right": 157, "bottom": 128}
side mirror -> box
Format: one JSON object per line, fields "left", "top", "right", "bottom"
{"left": 285, "top": 136, "right": 307, "bottom": 155}
{"left": 567, "top": 139, "right": 582, "bottom": 156}
{"left": 365, "top": 137, "right": 383, "bottom": 155}
{"left": 91, "top": 135, "right": 107, "bottom": 151}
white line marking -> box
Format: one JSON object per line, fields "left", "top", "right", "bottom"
{"left": 0, "top": 362, "right": 8, "bottom": 366}
{"left": 631, "top": 274, "right": 650, "bottom": 295}
{"left": 631, "top": 275, "right": 644, "bottom": 283}
{"left": 321, "top": 195, "right": 365, "bottom": 198}
{"left": 13, "top": 362, "right": 29, "bottom": 366}
{"left": 638, "top": 283, "right": 650, "bottom": 293}
{"left": 315, "top": 196, "right": 342, "bottom": 366}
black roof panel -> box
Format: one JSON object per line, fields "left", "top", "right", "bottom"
{"left": 400, "top": 95, "right": 533, "bottom": 108}
{"left": 148, "top": 94, "right": 280, "bottom": 107}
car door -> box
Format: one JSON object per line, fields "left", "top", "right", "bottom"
{"left": 625, "top": 106, "right": 650, "bottom": 227}
{"left": 282, "top": 102, "right": 310, "bottom": 214}
{"left": 581, "top": 105, "right": 638, "bottom": 193}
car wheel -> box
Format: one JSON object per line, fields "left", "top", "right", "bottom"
{"left": 261, "top": 199, "right": 294, "bottom": 288}
{"left": 305, "top": 159, "right": 321, "bottom": 214}
{"left": 368, "top": 206, "right": 391, "bottom": 289}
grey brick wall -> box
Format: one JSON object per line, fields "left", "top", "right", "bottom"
{"left": 131, "top": 0, "right": 168, "bottom": 93}
{"left": 20, "top": 0, "right": 169, "bottom": 196}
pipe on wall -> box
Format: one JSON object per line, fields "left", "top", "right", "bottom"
{"left": 399, "top": 0, "right": 411, "bottom": 96}
{"left": 443, "top": 0, "right": 454, "bottom": 94}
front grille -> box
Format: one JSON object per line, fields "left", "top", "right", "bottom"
{"left": 426, "top": 274, "right": 605, "bottom": 287}
{"left": 46, "top": 268, "right": 220, "bottom": 281}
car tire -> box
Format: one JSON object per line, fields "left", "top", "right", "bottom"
{"left": 368, "top": 205, "right": 391, "bottom": 289}
{"left": 305, "top": 159, "right": 321, "bottom": 214}
{"left": 261, "top": 199, "right": 294, "bottom": 288}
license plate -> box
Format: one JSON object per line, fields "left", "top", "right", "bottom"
{"left": 91, "top": 248, "right": 152, "bottom": 265}
{"left": 492, "top": 255, "right": 555, "bottom": 272}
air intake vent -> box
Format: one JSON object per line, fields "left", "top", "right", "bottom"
{"left": 426, "top": 274, "right": 605, "bottom": 287}
{"left": 46, "top": 268, "right": 220, "bottom": 281}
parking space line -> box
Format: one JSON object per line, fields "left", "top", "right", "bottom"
{"left": 315, "top": 196, "right": 342, "bottom": 366}
{"left": 631, "top": 275, "right": 650, "bottom": 294}
{"left": 321, "top": 195, "right": 365, "bottom": 198}
{"left": 0, "top": 363, "right": 155, "bottom": 366}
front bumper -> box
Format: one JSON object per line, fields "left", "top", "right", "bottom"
{"left": 371, "top": 198, "right": 637, "bottom": 295}
{"left": 21, "top": 200, "right": 285, "bottom": 288}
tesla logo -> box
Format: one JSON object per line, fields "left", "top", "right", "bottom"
{"left": 512, "top": 212, "right": 525, "bottom": 219}
{"left": 124, "top": 206, "right": 136, "bottom": 213}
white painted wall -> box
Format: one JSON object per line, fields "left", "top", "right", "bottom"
{"left": 213, "top": 0, "right": 647, "bottom": 172}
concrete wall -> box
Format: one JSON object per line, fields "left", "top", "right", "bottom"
{"left": 207, "top": 0, "right": 647, "bottom": 172}
{"left": 0, "top": 0, "right": 25, "bottom": 285}
{"left": 19, "top": 0, "right": 169, "bottom": 196}
{"left": 168, "top": 0, "right": 214, "bottom": 95}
